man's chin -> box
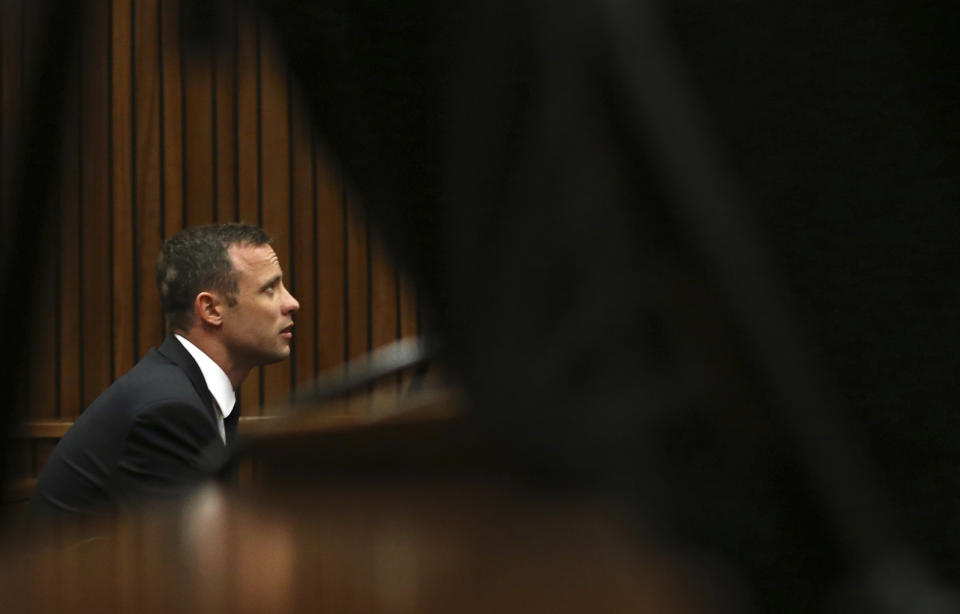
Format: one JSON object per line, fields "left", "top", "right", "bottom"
{"left": 258, "top": 346, "right": 291, "bottom": 366}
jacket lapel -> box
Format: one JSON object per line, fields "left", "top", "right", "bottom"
{"left": 156, "top": 334, "right": 220, "bottom": 431}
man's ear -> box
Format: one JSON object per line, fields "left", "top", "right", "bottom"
{"left": 195, "top": 291, "right": 223, "bottom": 327}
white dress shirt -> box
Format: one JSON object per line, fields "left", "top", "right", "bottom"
{"left": 174, "top": 334, "right": 236, "bottom": 444}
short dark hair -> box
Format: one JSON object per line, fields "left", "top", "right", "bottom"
{"left": 156, "top": 223, "right": 271, "bottom": 330}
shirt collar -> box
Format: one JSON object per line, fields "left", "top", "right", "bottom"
{"left": 173, "top": 334, "right": 236, "bottom": 420}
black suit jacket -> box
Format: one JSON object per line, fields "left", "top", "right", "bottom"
{"left": 30, "top": 335, "right": 229, "bottom": 517}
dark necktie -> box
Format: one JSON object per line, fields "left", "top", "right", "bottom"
{"left": 223, "top": 404, "right": 240, "bottom": 446}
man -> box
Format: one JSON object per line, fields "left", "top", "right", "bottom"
{"left": 30, "top": 223, "right": 299, "bottom": 517}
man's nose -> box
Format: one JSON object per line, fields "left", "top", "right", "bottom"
{"left": 282, "top": 285, "right": 300, "bottom": 314}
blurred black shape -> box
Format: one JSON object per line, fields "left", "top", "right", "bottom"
{"left": 248, "top": 1, "right": 960, "bottom": 611}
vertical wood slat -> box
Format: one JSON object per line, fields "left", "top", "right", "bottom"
{"left": 345, "top": 190, "right": 370, "bottom": 414}
{"left": 28, "top": 229, "right": 58, "bottom": 419}
{"left": 0, "top": 0, "right": 23, "bottom": 236}
{"left": 182, "top": 16, "right": 214, "bottom": 226}
{"left": 214, "top": 0, "right": 237, "bottom": 224}
{"left": 59, "top": 41, "right": 82, "bottom": 420}
{"left": 314, "top": 147, "right": 346, "bottom": 412}
{"left": 160, "top": 0, "right": 183, "bottom": 238}
{"left": 20, "top": 0, "right": 54, "bottom": 474}
{"left": 80, "top": 0, "right": 113, "bottom": 409}
{"left": 113, "top": 0, "right": 136, "bottom": 379}
{"left": 135, "top": 0, "right": 163, "bottom": 357}
{"left": 18, "top": 7, "right": 44, "bottom": 419}
{"left": 291, "top": 96, "right": 316, "bottom": 388}
{"left": 23, "top": 0, "right": 58, "bottom": 425}
{"left": 259, "top": 32, "right": 291, "bottom": 413}
{"left": 0, "top": 2, "right": 29, "bottom": 478}
{"left": 236, "top": 9, "right": 260, "bottom": 415}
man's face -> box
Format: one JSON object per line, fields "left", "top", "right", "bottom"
{"left": 220, "top": 243, "right": 300, "bottom": 369}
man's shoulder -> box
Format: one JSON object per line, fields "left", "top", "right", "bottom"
{"left": 51, "top": 348, "right": 214, "bottom": 458}
{"left": 31, "top": 344, "right": 219, "bottom": 518}
{"left": 106, "top": 348, "right": 205, "bottom": 411}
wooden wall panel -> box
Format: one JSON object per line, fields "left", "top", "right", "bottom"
{"left": 135, "top": 0, "right": 164, "bottom": 359}
{"left": 314, "top": 147, "right": 347, "bottom": 412}
{"left": 113, "top": 0, "right": 136, "bottom": 379}
{"left": 183, "top": 32, "right": 215, "bottom": 226}
{"left": 4, "top": 0, "right": 424, "bottom": 500}
{"left": 160, "top": 0, "right": 183, "bottom": 237}
{"left": 236, "top": 11, "right": 261, "bottom": 416}
{"left": 25, "top": 0, "right": 57, "bottom": 429}
{"left": 13, "top": 4, "right": 56, "bottom": 478}
{"left": 80, "top": 0, "right": 113, "bottom": 409}
{"left": 345, "top": 191, "right": 370, "bottom": 414}
{"left": 27, "top": 241, "right": 58, "bottom": 420}
{"left": 214, "top": 0, "right": 237, "bottom": 223}
{"left": 291, "top": 97, "right": 316, "bottom": 388}
{"left": 59, "top": 42, "right": 82, "bottom": 420}
{"left": 259, "top": 34, "right": 292, "bottom": 413}
{"left": 0, "top": 0, "right": 22, "bottom": 236}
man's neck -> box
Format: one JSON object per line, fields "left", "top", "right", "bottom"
{"left": 173, "top": 330, "right": 250, "bottom": 389}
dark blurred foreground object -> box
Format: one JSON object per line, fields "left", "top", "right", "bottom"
{"left": 0, "top": 393, "right": 720, "bottom": 614}
{"left": 247, "top": 0, "right": 960, "bottom": 612}
{"left": 0, "top": 488, "right": 709, "bottom": 614}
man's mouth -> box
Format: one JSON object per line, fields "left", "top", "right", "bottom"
{"left": 280, "top": 323, "right": 294, "bottom": 339}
